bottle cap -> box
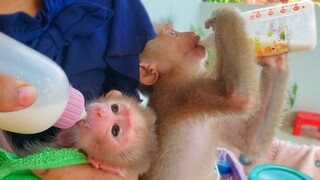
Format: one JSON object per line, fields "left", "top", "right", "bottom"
{"left": 53, "top": 87, "right": 86, "bottom": 129}
{"left": 217, "top": 162, "right": 231, "bottom": 175}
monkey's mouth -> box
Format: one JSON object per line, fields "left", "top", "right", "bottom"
{"left": 194, "top": 35, "right": 206, "bottom": 57}
{"left": 194, "top": 35, "right": 201, "bottom": 46}
{"left": 194, "top": 35, "right": 205, "bottom": 49}
{"left": 77, "top": 119, "right": 91, "bottom": 128}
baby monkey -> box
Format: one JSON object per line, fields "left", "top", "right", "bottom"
{"left": 56, "top": 90, "right": 158, "bottom": 177}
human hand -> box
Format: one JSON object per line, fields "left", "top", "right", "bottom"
{"left": 0, "top": 74, "right": 37, "bottom": 112}
{"left": 33, "top": 164, "right": 138, "bottom": 180}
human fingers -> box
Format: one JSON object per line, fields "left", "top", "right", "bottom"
{"left": 0, "top": 74, "right": 37, "bottom": 112}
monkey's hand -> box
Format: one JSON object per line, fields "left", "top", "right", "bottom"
{"left": 205, "top": 7, "right": 243, "bottom": 32}
{"left": 258, "top": 54, "right": 288, "bottom": 73}
{"left": 240, "top": 54, "right": 289, "bottom": 164}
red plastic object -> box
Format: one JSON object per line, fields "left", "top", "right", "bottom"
{"left": 292, "top": 111, "right": 320, "bottom": 136}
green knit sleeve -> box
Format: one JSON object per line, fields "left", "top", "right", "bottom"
{"left": 0, "top": 147, "right": 88, "bottom": 179}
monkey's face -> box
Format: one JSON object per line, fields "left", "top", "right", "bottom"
{"left": 144, "top": 25, "right": 206, "bottom": 74}
{"left": 80, "top": 101, "right": 132, "bottom": 150}
{"left": 75, "top": 93, "right": 158, "bottom": 168}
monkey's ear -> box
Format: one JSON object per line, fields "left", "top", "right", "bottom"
{"left": 104, "top": 90, "right": 122, "bottom": 99}
{"left": 55, "top": 128, "right": 78, "bottom": 148}
{"left": 139, "top": 62, "right": 159, "bottom": 85}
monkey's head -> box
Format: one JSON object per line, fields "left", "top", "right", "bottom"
{"left": 139, "top": 23, "right": 207, "bottom": 87}
{"left": 57, "top": 90, "right": 158, "bottom": 176}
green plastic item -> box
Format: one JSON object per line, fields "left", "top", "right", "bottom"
{"left": 0, "top": 147, "right": 88, "bottom": 180}
{"left": 248, "top": 164, "right": 313, "bottom": 180}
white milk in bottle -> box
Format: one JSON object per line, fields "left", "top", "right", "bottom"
{"left": 0, "top": 33, "right": 86, "bottom": 134}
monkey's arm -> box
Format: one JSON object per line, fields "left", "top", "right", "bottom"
{"left": 245, "top": 55, "right": 289, "bottom": 159}
{"left": 150, "top": 8, "right": 259, "bottom": 120}
{"left": 221, "top": 55, "right": 289, "bottom": 160}
{"left": 209, "top": 7, "right": 258, "bottom": 106}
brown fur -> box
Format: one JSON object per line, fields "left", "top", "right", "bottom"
{"left": 139, "top": 6, "right": 288, "bottom": 180}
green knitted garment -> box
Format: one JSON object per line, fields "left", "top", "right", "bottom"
{"left": 0, "top": 147, "right": 88, "bottom": 180}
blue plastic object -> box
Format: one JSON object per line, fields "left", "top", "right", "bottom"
{"left": 217, "top": 162, "right": 232, "bottom": 175}
{"left": 216, "top": 148, "right": 246, "bottom": 180}
{"left": 248, "top": 164, "right": 313, "bottom": 180}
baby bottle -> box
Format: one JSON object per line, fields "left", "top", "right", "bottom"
{"left": 243, "top": 0, "right": 317, "bottom": 57}
{"left": 199, "top": 0, "right": 317, "bottom": 57}
{"left": 0, "top": 32, "right": 86, "bottom": 134}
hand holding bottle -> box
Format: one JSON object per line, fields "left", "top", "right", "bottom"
{"left": 0, "top": 33, "right": 85, "bottom": 134}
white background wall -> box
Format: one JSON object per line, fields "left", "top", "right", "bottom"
{"left": 141, "top": 0, "right": 320, "bottom": 117}
{"left": 141, "top": 0, "right": 202, "bottom": 31}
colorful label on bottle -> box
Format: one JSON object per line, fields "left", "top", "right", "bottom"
{"left": 252, "top": 22, "right": 290, "bottom": 57}
{"left": 243, "top": 0, "right": 317, "bottom": 57}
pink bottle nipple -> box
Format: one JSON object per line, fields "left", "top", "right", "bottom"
{"left": 53, "top": 87, "right": 86, "bottom": 129}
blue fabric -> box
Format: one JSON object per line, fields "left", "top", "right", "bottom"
{"left": 0, "top": 0, "right": 155, "bottom": 149}
{"left": 0, "top": 0, "right": 156, "bottom": 100}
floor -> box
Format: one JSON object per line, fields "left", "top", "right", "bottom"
{"left": 276, "top": 125, "right": 320, "bottom": 146}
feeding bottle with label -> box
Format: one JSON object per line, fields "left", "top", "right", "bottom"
{"left": 199, "top": 0, "right": 317, "bottom": 57}
{"left": 243, "top": 0, "right": 317, "bottom": 57}
{"left": 0, "top": 32, "right": 86, "bottom": 134}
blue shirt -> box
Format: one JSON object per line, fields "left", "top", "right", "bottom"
{"left": 0, "top": 0, "right": 156, "bottom": 100}
{"left": 0, "top": 0, "right": 156, "bottom": 149}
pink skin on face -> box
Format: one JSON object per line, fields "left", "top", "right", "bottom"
{"left": 76, "top": 93, "right": 133, "bottom": 175}
{"left": 81, "top": 101, "right": 132, "bottom": 149}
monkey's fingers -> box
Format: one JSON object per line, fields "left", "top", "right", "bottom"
{"left": 258, "top": 54, "right": 288, "bottom": 72}
{"left": 205, "top": 19, "right": 214, "bottom": 29}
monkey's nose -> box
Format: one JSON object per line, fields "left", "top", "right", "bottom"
{"left": 98, "top": 107, "right": 109, "bottom": 117}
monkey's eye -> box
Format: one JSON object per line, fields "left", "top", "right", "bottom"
{"left": 111, "top": 104, "right": 119, "bottom": 114}
{"left": 111, "top": 124, "right": 120, "bottom": 137}
{"left": 165, "top": 26, "right": 178, "bottom": 37}
{"left": 169, "top": 30, "right": 178, "bottom": 37}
